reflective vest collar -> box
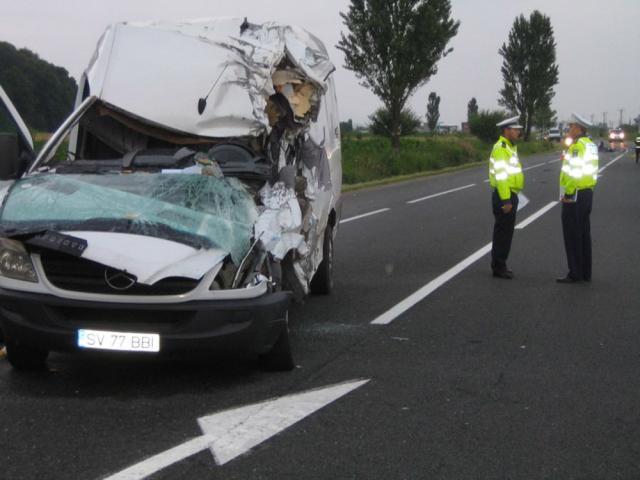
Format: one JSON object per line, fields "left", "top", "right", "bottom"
{"left": 498, "top": 135, "right": 514, "bottom": 149}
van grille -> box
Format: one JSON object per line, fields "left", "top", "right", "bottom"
{"left": 38, "top": 250, "right": 199, "bottom": 296}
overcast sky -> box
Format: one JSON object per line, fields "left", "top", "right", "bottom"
{"left": 2, "top": 0, "right": 639, "bottom": 127}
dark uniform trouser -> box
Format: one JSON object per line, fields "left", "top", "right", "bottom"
{"left": 635, "top": 147, "right": 639, "bottom": 164}
{"left": 491, "top": 190, "right": 519, "bottom": 270}
{"left": 561, "top": 188, "right": 593, "bottom": 281}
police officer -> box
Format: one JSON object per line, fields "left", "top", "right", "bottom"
{"left": 557, "top": 113, "right": 599, "bottom": 283}
{"left": 635, "top": 133, "right": 640, "bottom": 164}
{"left": 489, "top": 116, "right": 524, "bottom": 279}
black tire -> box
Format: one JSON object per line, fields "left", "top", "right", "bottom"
{"left": 259, "top": 312, "right": 294, "bottom": 371}
{"left": 5, "top": 340, "right": 48, "bottom": 371}
{"left": 310, "top": 225, "right": 334, "bottom": 295}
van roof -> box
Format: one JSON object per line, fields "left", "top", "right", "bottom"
{"left": 82, "top": 18, "right": 335, "bottom": 138}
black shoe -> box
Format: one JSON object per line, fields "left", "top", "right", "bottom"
{"left": 556, "top": 275, "right": 580, "bottom": 284}
{"left": 493, "top": 269, "right": 513, "bottom": 279}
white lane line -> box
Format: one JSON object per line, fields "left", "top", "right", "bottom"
{"left": 515, "top": 201, "right": 558, "bottom": 230}
{"left": 104, "top": 379, "right": 369, "bottom": 480}
{"left": 407, "top": 183, "right": 476, "bottom": 204}
{"left": 523, "top": 161, "right": 547, "bottom": 171}
{"left": 340, "top": 208, "right": 390, "bottom": 224}
{"left": 371, "top": 243, "right": 492, "bottom": 325}
{"left": 546, "top": 158, "right": 562, "bottom": 164}
{"left": 599, "top": 151, "right": 626, "bottom": 173}
{"left": 371, "top": 201, "right": 562, "bottom": 325}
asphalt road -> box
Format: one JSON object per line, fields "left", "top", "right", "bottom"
{"left": 1, "top": 146, "right": 638, "bottom": 479}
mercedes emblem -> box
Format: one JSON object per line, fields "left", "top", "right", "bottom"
{"left": 104, "top": 268, "right": 137, "bottom": 291}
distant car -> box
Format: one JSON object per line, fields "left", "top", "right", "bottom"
{"left": 546, "top": 128, "right": 561, "bottom": 142}
{"left": 609, "top": 128, "right": 625, "bottom": 141}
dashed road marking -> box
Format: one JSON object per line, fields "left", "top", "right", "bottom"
{"left": 371, "top": 201, "right": 561, "bottom": 325}
{"left": 599, "top": 151, "right": 626, "bottom": 174}
{"left": 515, "top": 201, "right": 558, "bottom": 230}
{"left": 340, "top": 208, "right": 390, "bottom": 224}
{"left": 523, "top": 161, "right": 547, "bottom": 171}
{"left": 406, "top": 183, "right": 476, "bottom": 205}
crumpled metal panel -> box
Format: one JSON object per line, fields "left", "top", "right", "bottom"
{"left": 254, "top": 182, "right": 308, "bottom": 261}
{"left": 84, "top": 18, "right": 334, "bottom": 138}
{"left": 0, "top": 173, "right": 258, "bottom": 265}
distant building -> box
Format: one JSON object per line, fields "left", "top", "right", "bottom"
{"left": 436, "top": 124, "right": 459, "bottom": 134}
{"left": 461, "top": 122, "right": 470, "bottom": 134}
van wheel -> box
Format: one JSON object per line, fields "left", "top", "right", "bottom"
{"left": 310, "top": 225, "right": 333, "bottom": 295}
{"left": 259, "top": 312, "right": 295, "bottom": 371}
{"left": 5, "top": 340, "right": 48, "bottom": 371}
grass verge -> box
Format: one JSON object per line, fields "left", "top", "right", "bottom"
{"left": 342, "top": 133, "right": 560, "bottom": 191}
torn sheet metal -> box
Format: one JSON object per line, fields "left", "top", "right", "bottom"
{"left": 0, "top": 173, "right": 257, "bottom": 265}
{"left": 60, "top": 231, "right": 226, "bottom": 285}
{"left": 84, "top": 18, "right": 335, "bottom": 138}
{"left": 254, "top": 182, "right": 308, "bottom": 261}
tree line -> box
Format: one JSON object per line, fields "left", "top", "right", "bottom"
{"left": 0, "top": 41, "right": 77, "bottom": 132}
{"left": 337, "top": 1, "right": 560, "bottom": 147}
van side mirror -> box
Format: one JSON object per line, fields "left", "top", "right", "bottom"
{"left": 0, "top": 133, "right": 23, "bottom": 180}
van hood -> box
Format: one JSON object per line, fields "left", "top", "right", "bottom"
{"left": 83, "top": 17, "right": 335, "bottom": 138}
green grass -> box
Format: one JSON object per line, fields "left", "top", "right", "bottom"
{"left": 33, "top": 135, "right": 67, "bottom": 163}
{"left": 342, "top": 133, "right": 560, "bottom": 186}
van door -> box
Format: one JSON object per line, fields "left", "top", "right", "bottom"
{"left": 0, "top": 85, "right": 35, "bottom": 179}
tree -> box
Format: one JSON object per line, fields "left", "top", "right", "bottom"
{"left": 532, "top": 103, "right": 557, "bottom": 133}
{"left": 369, "top": 107, "right": 421, "bottom": 137}
{"left": 469, "top": 109, "right": 508, "bottom": 143}
{"left": 498, "top": 10, "right": 559, "bottom": 141}
{"left": 467, "top": 97, "right": 478, "bottom": 121}
{"left": 337, "top": 0, "right": 459, "bottom": 151}
{"left": 0, "top": 41, "right": 77, "bottom": 132}
{"left": 426, "top": 92, "right": 440, "bottom": 131}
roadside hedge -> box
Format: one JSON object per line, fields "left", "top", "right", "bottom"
{"left": 342, "top": 133, "right": 558, "bottom": 185}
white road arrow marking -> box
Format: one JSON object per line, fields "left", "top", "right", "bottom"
{"left": 104, "top": 379, "right": 369, "bottom": 480}
{"left": 517, "top": 192, "right": 529, "bottom": 211}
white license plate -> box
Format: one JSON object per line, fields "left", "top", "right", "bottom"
{"left": 78, "top": 329, "right": 160, "bottom": 352}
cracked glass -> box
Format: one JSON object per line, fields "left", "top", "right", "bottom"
{"left": 0, "top": 173, "right": 258, "bottom": 264}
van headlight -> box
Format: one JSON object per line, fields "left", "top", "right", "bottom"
{"left": 0, "top": 239, "right": 38, "bottom": 282}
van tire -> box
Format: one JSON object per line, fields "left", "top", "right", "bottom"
{"left": 259, "top": 312, "right": 295, "bottom": 371}
{"left": 6, "top": 340, "right": 48, "bottom": 371}
{"left": 310, "top": 225, "right": 333, "bottom": 295}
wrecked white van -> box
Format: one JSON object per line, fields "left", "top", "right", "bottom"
{"left": 0, "top": 18, "right": 342, "bottom": 371}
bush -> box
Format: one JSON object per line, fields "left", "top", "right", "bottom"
{"left": 469, "top": 109, "right": 508, "bottom": 143}
{"left": 368, "top": 107, "right": 422, "bottom": 137}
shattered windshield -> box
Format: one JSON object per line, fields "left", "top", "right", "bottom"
{"left": 0, "top": 173, "right": 258, "bottom": 264}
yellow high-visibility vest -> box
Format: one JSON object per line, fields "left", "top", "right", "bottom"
{"left": 489, "top": 136, "right": 524, "bottom": 202}
{"left": 560, "top": 137, "right": 598, "bottom": 196}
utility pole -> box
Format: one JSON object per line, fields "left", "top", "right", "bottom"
{"left": 602, "top": 112, "right": 607, "bottom": 128}
{"left": 590, "top": 114, "right": 594, "bottom": 125}
{"left": 619, "top": 108, "right": 624, "bottom": 126}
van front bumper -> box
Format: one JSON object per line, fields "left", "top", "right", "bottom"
{"left": 0, "top": 288, "right": 291, "bottom": 356}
